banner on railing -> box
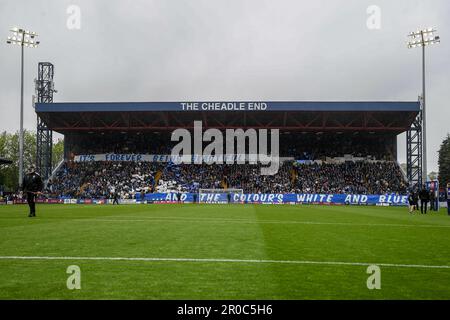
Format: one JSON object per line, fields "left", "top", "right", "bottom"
{"left": 73, "top": 154, "right": 249, "bottom": 163}
{"left": 12, "top": 193, "right": 407, "bottom": 206}
{"left": 73, "top": 153, "right": 294, "bottom": 163}
{"left": 140, "top": 193, "right": 408, "bottom": 206}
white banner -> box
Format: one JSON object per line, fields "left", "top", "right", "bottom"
{"left": 74, "top": 154, "right": 177, "bottom": 162}
{"left": 73, "top": 154, "right": 294, "bottom": 163}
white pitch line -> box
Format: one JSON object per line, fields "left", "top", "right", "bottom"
{"left": 86, "top": 217, "right": 450, "bottom": 229}
{"left": 0, "top": 216, "right": 450, "bottom": 228}
{"left": 2, "top": 215, "right": 449, "bottom": 229}
{"left": 0, "top": 255, "right": 449, "bottom": 269}
{"left": 2, "top": 216, "right": 449, "bottom": 229}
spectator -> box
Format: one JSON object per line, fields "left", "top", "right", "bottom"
{"left": 51, "top": 160, "right": 407, "bottom": 197}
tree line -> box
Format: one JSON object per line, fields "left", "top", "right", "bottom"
{"left": 0, "top": 131, "right": 64, "bottom": 191}
{"left": 438, "top": 134, "right": 450, "bottom": 190}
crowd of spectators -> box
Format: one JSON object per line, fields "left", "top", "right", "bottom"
{"left": 0, "top": 192, "right": 22, "bottom": 203}
{"left": 291, "top": 161, "right": 407, "bottom": 194}
{"left": 158, "top": 163, "right": 292, "bottom": 194}
{"left": 47, "top": 159, "right": 407, "bottom": 198}
{"left": 49, "top": 162, "right": 163, "bottom": 199}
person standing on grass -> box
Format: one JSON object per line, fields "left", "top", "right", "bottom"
{"left": 177, "top": 189, "right": 182, "bottom": 204}
{"left": 193, "top": 192, "right": 198, "bottom": 204}
{"left": 22, "top": 166, "right": 43, "bottom": 218}
{"left": 419, "top": 185, "right": 430, "bottom": 214}
{"left": 113, "top": 191, "right": 120, "bottom": 205}
{"left": 429, "top": 189, "right": 436, "bottom": 212}
{"left": 408, "top": 192, "right": 415, "bottom": 214}
{"left": 413, "top": 191, "right": 419, "bottom": 211}
{"left": 140, "top": 189, "right": 145, "bottom": 204}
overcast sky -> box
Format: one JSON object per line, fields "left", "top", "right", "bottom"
{"left": 0, "top": 0, "right": 448, "bottom": 172}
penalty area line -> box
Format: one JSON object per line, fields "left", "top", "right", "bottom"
{"left": 0, "top": 256, "right": 449, "bottom": 269}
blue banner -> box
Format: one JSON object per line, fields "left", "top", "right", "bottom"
{"left": 140, "top": 193, "right": 408, "bottom": 206}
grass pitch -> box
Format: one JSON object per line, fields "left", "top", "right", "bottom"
{"left": 0, "top": 203, "right": 449, "bottom": 299}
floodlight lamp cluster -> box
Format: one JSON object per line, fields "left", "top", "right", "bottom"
{"left": 6, "top": 27, "right": 40, "bottom": 48}
{"left": 407, "top": 28, "right": 440, "bottom": 48}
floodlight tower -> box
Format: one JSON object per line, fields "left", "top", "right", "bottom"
{"left": 6, "top": 27, "right": 40, "bottom": 188}
{"left": 407, "top": 28, "right": 440, "bottom": 184}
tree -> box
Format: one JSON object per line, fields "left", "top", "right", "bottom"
{"left": 52, "top": 138, "right": 65, "bottom": 169}
{"left": 0, "top": 130, "right": 63, "bottom": 191}
{"left": 0, "top": 131, "right": 20, "bottom": 191}
{"left": 428, "top": 171, "right": 438, "bottom": 181}
{"left": 438, "top": 134, "right": 450, "bottom": 189}
{"left": 0, "top": 130, "right": 35, "bottom": 191}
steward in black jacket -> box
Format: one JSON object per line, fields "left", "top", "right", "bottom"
{"left": 419, "top": 186, "right": 430, "bottom": 214}
{"left": 22, "top": 166, "right": 43, "bottom": 217}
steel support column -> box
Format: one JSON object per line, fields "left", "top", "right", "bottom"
{"left": 406, "top": 109, "right": 423, "bottom": 189}
{"left": 36, "top": 62, "right": 55, "bottom": 180}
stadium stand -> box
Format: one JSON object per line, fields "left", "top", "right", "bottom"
{"left": 292, "top": 161, "right": 407, "bottom": 194}
{"left": 48, "top": 158, "right": 407, "bottom": 198}
{"left": 49, "top": 162, "right": 163, "bottom": 199}
{"left": 36, "top": 101, "right": 419, "bottom": 200}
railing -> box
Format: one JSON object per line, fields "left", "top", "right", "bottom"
{"left": 46, "top": 158, "right": 65, "bottom": 183}
{"left": 397, "top": 161, "right": 409, "bottom": 184}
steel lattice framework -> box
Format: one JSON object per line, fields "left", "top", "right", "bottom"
{"left": 35, "top": 62, "right": 54, "bottom": 180}
{"left": 406, "top": 109, "right": 423, "bottom": 189}
{"left": 34, "top": 110, "right": 419, "bottom": 133}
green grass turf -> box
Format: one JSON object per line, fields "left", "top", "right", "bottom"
{"left": 0, "top": 203, "right": 449, "bottom": 299}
